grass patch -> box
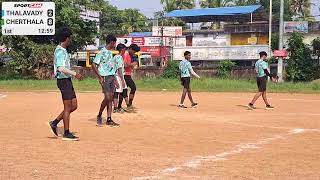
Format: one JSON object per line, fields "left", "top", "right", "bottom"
{"left": 0, "top": 78, "right": 319, "bottom": 93}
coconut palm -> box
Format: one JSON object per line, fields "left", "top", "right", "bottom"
{"left": 199, "top": 0, "right": 234, "bottom": 8}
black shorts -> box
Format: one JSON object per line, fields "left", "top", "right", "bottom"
{"left": 114, "top": 89, "right": 128, "bottom": 99}
{"left": 57, "top": 78, "right": 76, "bottom": 100}
{"left": 257, "top": 76, "right": 267, "bottom": 92}
{"left": 102, "top": 76, "right": 115, "bottom": 93}
{"left": 181, "top": 77, "right": 190, "bottom": 89}
{"left": 124, "top": 75, "right": 136, "bottom": 93}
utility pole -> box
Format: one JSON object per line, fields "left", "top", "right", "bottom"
{"left": 278, "top": 0, "right": 284, "bottom": 82}
{"left": 268, "top": 0, "right": 272, "bottom": 53}
{"left": 160, "top": 20, "right": 164, "bottom": 66}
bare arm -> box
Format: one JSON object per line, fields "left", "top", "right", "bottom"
{"left": 92, "top": 63, "right": 104, "bottom": 85}
{"left": 190, "top": 68, "right": 200, "bottom": 78}
{"left": 92, "top": 63, "right": 101, "bottom": 78}
{"left": 57, "top": 67, "right": 76, "bottom": 76}
{"left": 118, "top": 68, "right": 125, "bottom": 86}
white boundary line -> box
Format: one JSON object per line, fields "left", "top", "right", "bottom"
{"left": 132, "top": 128, "right": 320, "bottom": 180}
{"left": 0, "top": 94, "right": 7, "bottom": 99}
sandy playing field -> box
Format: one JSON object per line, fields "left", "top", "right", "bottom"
{"left": 0, "top": 91, "right": 319, "bottom": 180}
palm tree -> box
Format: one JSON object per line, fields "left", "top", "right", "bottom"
{"left": 161, "top": 0, "right": 195, "bottom": 12}
{"left": 233, "top": 0, "right": 258, "bottom": 6}
{"left": 290, "top": 0, "right": 314, "bottom": 21}
{"left": 120, "top": 9, "right": 149, "bottom": 34}
{"left": 176, "top": 0, "right": 195, "bottom": 9}
{"left": 199, "top": 0, "right": 234, "bottom": 8}
{"left": 160, "top": 0, "right": 177, "bottom": 12}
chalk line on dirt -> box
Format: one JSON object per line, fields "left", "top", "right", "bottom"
{"left": 0, "top": 94, "right": 7, "bottom": 99}
{"left": 132, "top": 128, "right": 319, "bottom": 180}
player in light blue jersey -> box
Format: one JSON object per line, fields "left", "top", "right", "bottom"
{"left": 48, "top": 27, "right": 83, "bottom": 141}
{"left": 178, "top": 51, "right": 200, "bottom": 108}
{"left": 248, "top": 51, "right": 276, "bottom": 110}
{"left": 92, "top": 35, "right": 120, "bottom": 127}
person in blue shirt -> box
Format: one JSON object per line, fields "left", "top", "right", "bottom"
{"left": 248, "top": 51, "right": 276, "bottom": 110}
{"left": 92, "top": 35, "right": 120, "bottom": 127}
{"left": 178, "top": 51, "right": 200, "bottom": 108}
{"left": 49, "top": 27, "right": 83, "bottom": 141}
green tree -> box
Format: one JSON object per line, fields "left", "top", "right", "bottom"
{"left": 54, "top": 0, "right": 98, "bottom": 52}
{"left": 286, "top": 32, "right": 314, "bottom": 82}
{"left": 199, "top": 0, "right": 234, "bottom": 8}
{"left": 311, "top": 37, "right": 320, "bottom": 62}
{"left": 290, "top": 0, "right": 314, "bottom": 21}
{"left": 99, "top": 4, "right": 126, "bottom": 37}
{"left": 161, "top": 0, "right": 195, "bottom": 12}
{"left": 176, "top": 0, "right": 196, "bottom": 9}
{"left": 0, "top": 0, "right": 99, "bottom": 78}
{"left": 120, "top": 9, "right": 150, "bottom": 35}
{"left": 154, "top": 10, "right": 186, "bottom": 27}
{"left": 233, "top": 0, "right": 258, "bottom": 6}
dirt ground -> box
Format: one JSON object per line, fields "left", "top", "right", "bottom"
{"left": 0, "top": 91, "right": 319, "bottom": 180}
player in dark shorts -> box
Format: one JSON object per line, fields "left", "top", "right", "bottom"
{"left": 48, "top": 27, "right": 83, "bottom": 141}
{"left": 113, "top": 44, "right": 130, "bottom": 113}
{"left": 178, "top": 51, "right": 200, "bottom": 108}
{"left": 119, "top": 44, "right": 140, "bottom": 110}
{"left": 248, "top": 51, "right": 276, "bottom": 110}
{"left": 92, "top": 35, "right": 120, "bottom": 127}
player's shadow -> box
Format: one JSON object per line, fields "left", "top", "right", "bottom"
{"left": 88, "top": 118, "right": 100, "bottom": 123}
{"left": 169, "top": 104, "right": 179, "bottom": 107}
{"left": 236, "top": 105, "right": 263, "bottom": 110}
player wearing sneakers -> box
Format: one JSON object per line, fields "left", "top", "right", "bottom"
{"left": 120, "top": 44, "right": 140, "bottom": 110}
{"left": 92, "top": 35, "right": 120, "bottom": 127}
{"left": 248, "top": 51, "right": 276, "bottom": 110}
{"left": 49, "top": 27, "right": 83, "bottom": 141}
{"left": 178, "top": 51, "right": 200, "bottom": 108}
{"left": 113, "top": 44, "right": 130, "bottom": 113}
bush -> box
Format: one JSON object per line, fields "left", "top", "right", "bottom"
{"left": 311, "top": 37, "right": 320, "bottom": 61}
{"left": 217, "top": 60, "right": 236, "bottom": 78}
{"left": 161, "top": 60, "right": 180, "bottom": 79}
{"left": 286, "top": 32, "right": 314, "bottom": 82}
{"left": 0, "top": 38, "right": 55, "bottom": 79}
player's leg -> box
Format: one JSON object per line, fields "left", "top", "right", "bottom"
{"left": 250, "top": 92, "right": 263, "bottom": 105}
{"left": 113, "top": 92, "right": 119, "bottom": 113}
{"left": 262, "top": 91, "right": 269, "bottom": 105}
{"left": 118, "top": 95, "right": 124, "bottom": 109}
{"left": 248, "top": 77, "right": 264, "bottom": 109}
{"left": 62, "top": 80, "right": 79, "bottom": 140}
{"left": 263, "top": 91, "right": 274, "bottom": 109}
{"left": 71, "top": 97, "right": 78, "bottom": 113}
{"left": 120, "top": 89, "right": 130, "bottom": 112}
{"left": 125, "top": 75, "right": 136, "bottom": 108}
{"left": 179, "top": 78, "right": 188, "bottom": 108}
{"left": 122, "top": 89, "right": 130, "bottom": 108}
{"left": 187, "top": 88, "right": 198, "bottom": 107}
{"left": 98, "top": 98, "right": 107, "bottom": 117}
{"left": 185, "top": 78, "right": 197, "bottom": 107}
{"left": 105, "top": 76, "right": 120, "bottom": 126}
{"left": 105, "top": 92, "right": 113, "bottom": 119}
{"left": 49, "top": 79, "right": 79, "bottom": 140}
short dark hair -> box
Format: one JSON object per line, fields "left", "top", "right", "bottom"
{"left": 106, "top": 35, "right": 117, "bottom": 45}
{"left": 57, "top": 27, "right": 72, "bottom": 43}
{"left": 184, "top": 51, "right": 191, "bottom": 57}
{"left": 116, "top": 43, "right": 126, "bottom": 52}
{"left": 129, "top": 44, "right": 140, "bottom": 52}
{"left": 259, "top": 51, "right": 267, "bottom": 58}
